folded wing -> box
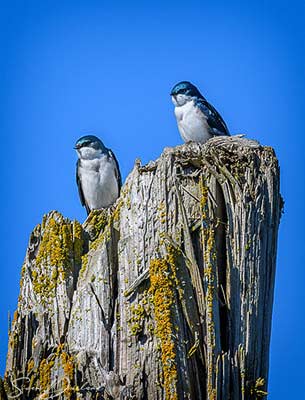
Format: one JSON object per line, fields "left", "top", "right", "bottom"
{"left": 76, "top": 160, "right": 91, "bottom": 215}
{"left": 195, "top": 97, "right": 229, "bottom": 136}
{"left": 107, "top": 148, "right": 122, "bottom": 192}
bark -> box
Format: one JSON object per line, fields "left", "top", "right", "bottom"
{"left": 2, "top": 137, "right": 281, "bottom": 400}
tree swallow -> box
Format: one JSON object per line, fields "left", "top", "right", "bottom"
{"left": 170, "top": 81, "right": 230, "bottom": 143}
{"left": 74, "top": 135, "right": 122, "bottom": 215}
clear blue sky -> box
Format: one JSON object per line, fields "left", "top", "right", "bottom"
{"left": 0, "top": 1, "right": 304, "bottom": 398}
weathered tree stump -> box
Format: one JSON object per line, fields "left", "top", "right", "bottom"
{"left": 2, "top": 137, "right": 281, "bottom": 400}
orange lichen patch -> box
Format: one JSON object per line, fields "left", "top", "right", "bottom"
{"left": 38, "top": 345, "right": 76, "bottom": 398}
{"left": 39, "top": 357, "right": 54, "bottom": 392}
{"left": 164, "top": 244, "right": 186, "bottom": 306}
{"left": 61, "top": 351, "right": 75, "bottom": 399}
{"left": 12, "top": 311, "right": 18, "bottom": 325}
{"left": 27, "top": 358, "right": 35, "bottom": 374}
{"left": 149, "top": 258, "right": 178, "bottom": 400}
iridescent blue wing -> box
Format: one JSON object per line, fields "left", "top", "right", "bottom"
{"left": 195, "top": 97, "right": 229, "bottom": 136}
{"left": 76, "top": 159, "right": 90, "bottom": 215}
{"left": 107, "top": 149, "right": 122, "bottom": 192}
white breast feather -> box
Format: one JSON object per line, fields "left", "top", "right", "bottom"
{"left": 174, "top": 100, "right": 211, "bottom": 143}
{"left": 79, "top": 154, "right": 119, "bottom": 210}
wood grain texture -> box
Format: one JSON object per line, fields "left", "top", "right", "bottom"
{"left": 3, "top": 137, "right": 281, "bottom": 399}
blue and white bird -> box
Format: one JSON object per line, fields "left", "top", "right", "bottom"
{"left": 170, "top": 81, "right": 230, "bottom": 143}
{"left": 74, "top": 135, "right": 122, "bottom": 215}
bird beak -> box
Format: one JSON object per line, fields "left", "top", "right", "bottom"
{"left": 74, "top": 144, "right": 81, "bottom": 150}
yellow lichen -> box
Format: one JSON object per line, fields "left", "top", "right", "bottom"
{"left": 200, "top": 177, "right": 218, "bottom": 399}
{"left": 32, "top": 215, "right": 83, "bottom": 299}
{"left": 204, "top": 228, "right": 217, "bottom": 397}
{"left": 149, "top": 257, "right": 178, "bottom": 400}
{"left": 38, "top": 345, "right": 76, "bottom": 398}
{"left": 39, "top": 357, "right": 54, "bottom": 392}
{"left": 112, "top": 184, "right": 128, "bottom": 222}
{"left": 36, "top": 218, "right": 69, "bottom": 269}
{"left": 165, "top": 245, "right": 184, "bottom": 301}
{"left": 79, "top": 200, "right": 125, "bottom": 277}
{"left": 73, "top": 220, "right": 83, "bottom": 265}
{"left": 85, "top": 185, "right": 130, "bottom": 259}
{"left": 158, "top": 201, "right": 167, "bottom": 225}
{"left": 89, "top": 210, "right": 108, "bottom": 234}
{"left": 245, "top": 239, "right": 251, "bottom": 252}
{"left": 128, "top": 303, "right": 146, "bottom": 336}
{"left": 250, "top": 377, "right": 268, "bottom": 398}
{"left": 33, "top": 215, "right": 75, "bottom": 300}
{"left": 199, "top": 176, "right": 208, "bottom": 220}
{"left": 27, "top": 358, "right": 35, "bottom": 373}
{"left": 61, "top": 351, "right": 75, "bottom": 399}
{"left": 79, "top": 253, "right": 89, "bottom": 277}
{"left": 12, "top": 310, "right": 18, "bottom": 324}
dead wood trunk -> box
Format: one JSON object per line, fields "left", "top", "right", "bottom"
{"left": 2, "top": 137, "right": 281, "bottom": 400}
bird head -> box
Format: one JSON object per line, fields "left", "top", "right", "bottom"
{"left": 74, "top": 135, "right": 107, "bottom": 160}
{"left": 170, "top": 81, "right": 202, "bottom": 106}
